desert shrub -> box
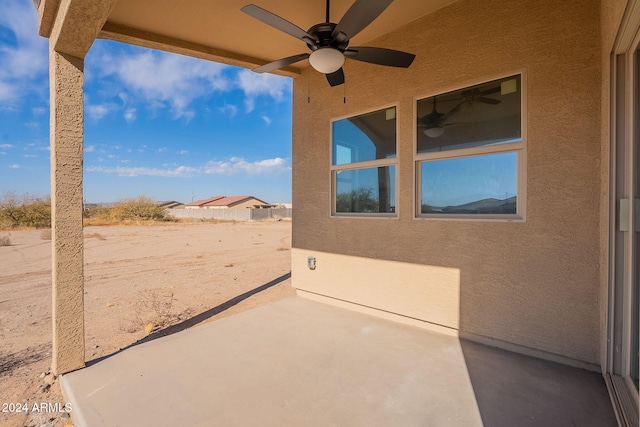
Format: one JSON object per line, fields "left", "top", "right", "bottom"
{"left": 84, "top": 196, "right": 174, "bottom": 224}
{"left": 120, "top": 289, "right": 192, "bottom": 335}
{"left": 83, "top": 204, "right": 110, "bottom": 220}
{"left": 109, "top": 196, "right": 171, "bottom": 222}
{"left": 0, "top": 235, "right": 10, "bottom": 246}
{"left": 0, "top": 192, "right": 51, "bottom": 228}
{"left": 335, "top": 187, "right": 379, "bottom": 213}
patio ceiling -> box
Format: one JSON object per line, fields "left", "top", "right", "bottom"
{"left": 74, "top": 0, "right": 456, "bottom": 75}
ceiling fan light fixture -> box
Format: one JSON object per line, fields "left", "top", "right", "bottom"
{"left": 424, "top": 126, "right": 445, "bottom": 138}
{"left": 309, "top": 47, "right": 345, "bottom": 74}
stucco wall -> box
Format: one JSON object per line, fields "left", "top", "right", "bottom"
{"left": 292, "top": 0, "right": 603, "bottom": 364}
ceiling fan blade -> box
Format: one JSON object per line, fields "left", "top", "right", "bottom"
{"left": 477, "top": 97, "right": 501, "bottom": 105}
{"left": 332, "top": 0, "right": 393, "bottom": 40}
{"left": 242, "top": 4, "right": 317, "bottom": 44}
{"left": 253, "top": 53, "right": 310, "bottom": 73}
{"left": 326, "top": 68, "right": 345, "bottom": 87}
{"left": 444, "top": 101, "right": 465, "bottom": 119}
{"left": 345, "top": 47, "right": 415, "bottom": 68}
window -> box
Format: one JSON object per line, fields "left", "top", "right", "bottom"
{"left": 416, "top": 74, "right": 525, "bottom": 219}
{"left": 331, "top": 106, "right": 397, "bottom": 216}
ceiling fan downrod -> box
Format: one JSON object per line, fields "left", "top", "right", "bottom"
{"left": 326, "top": 0, "right": 330, "bottom": 23}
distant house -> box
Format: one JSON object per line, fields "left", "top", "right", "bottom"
{"left": 184, "top": 196, "right": 224, "bottom": 209}
{"left": 157, "top": 201, "right": 184, "bottom": 209}
{"left": 184, "top": 196, "right": 270, "bottom": 210}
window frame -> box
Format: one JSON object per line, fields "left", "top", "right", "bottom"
{"left": 330, "top": 104, "right": 399, "bottom": 218}
{"left": 414, "top": 71, "right": 527, "bottom": 221}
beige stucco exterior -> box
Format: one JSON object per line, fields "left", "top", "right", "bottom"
{"left": 292, "top": 0, "right": 606, "bottom": 366}
{"left": 50, "top": 48, "right": 86, "bottom": 374}
{"left": 39, "top": 3, "right": 638, "bottom": 417}
{"left": 46, "top": 0, "right": 118, "bottom": 375}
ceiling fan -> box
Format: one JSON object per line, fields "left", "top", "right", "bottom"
{"left": 241, "top": 0, "right": 416, "bottom": 87}
{"left": 418, "top": 87, "right": 502, "bottom": 138}
{"left": 418, "top": 97, "right": 450, "bottom": 138}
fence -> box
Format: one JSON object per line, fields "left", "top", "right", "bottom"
{"left": 167, "top": 208, "right": 292, "bottom": 221}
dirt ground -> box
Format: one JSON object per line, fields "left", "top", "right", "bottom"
{"left": 0, "top": 221, "right": 295, "bottom": 427}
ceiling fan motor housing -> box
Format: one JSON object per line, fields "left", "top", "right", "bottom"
{"left": 306, "top": 23, "right": 349, "bottom": 51}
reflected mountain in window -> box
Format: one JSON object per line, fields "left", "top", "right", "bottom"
{"left": 422, "top": 196, "right": 516, "bottom": 214}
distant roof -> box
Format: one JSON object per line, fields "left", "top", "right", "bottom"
{"left": 204, "top": 196, "right": 268, "bottom": 207}
{"left": 185, "top": 196, "right": 269, "bottom": 207}
{"left": 184, "top": 196, "right": 225, "bottom": 207}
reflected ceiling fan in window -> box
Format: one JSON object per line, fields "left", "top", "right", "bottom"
{"left": 418, "top": 97, "right": 449, "bottom": 138}
{"left": 418, "top": 87, "right": 502, "bottom": 138}
{"left": 241, "top": 0, "right": 416, "bottom": 87}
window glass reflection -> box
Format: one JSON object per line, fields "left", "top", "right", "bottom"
{"left": 333, "top": 108, "right": 396, "bottom": 165}
{"left": 417, "top": 76, "right": 521, "bottom": 154}
{"left": 421, "top": 153, "right": 517, "bottom": 214}
{"left": 336, "top": 166, "right": 396, "bottom": 213}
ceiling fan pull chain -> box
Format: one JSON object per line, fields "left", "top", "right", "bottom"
{"left": 307, "top": 72, "right": 310, "bottom": 104}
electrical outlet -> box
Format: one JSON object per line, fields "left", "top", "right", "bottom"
{"left": 307, "top": 256, "right": 316, "bottom": 270}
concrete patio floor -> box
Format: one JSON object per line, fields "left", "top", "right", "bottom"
{"left": 61, "top": 296, "right": 617, "bottom": 426}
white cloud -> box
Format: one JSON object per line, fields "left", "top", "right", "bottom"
{"left": 183, "top": 110, "right": 196, "bottom": 122}
{"left": 92, "top": 48, "right": 230, "bottom": 119}
{"left": 85, "top": 145, "right": 96, "bottom": 153}
{"left": 87, "top": 165, "right": 198, "bottom": 177}
{"left": 86, "top": 103, "right": 117, "bottom": 120}
{"left": 236, "top": 70, "right": 291, "bottom": 113}
{"left": 8, "top": 164, "right": 20, "bottom": 169}
{"left": 178, "top": 150, "right": 189, "bottom": 155}
{"left": 220, "top": 104, "right": 238, "bottom": 118}
{"left": 244, "top": 98, "right": 255, "bottom": 114}
{"left": 236, "top": 70, "right": 289, "bottom": 100}
{"left": 0, "top": 1, "right": 48, "bottom": 105}
{"left": 261, "top": 116, "right": 272, "bottom": 126}
{"left": 0, "top": 144, "right": 13, "bottom": 148}
{"left": 0, "top": 81, "right": 16, "bottom": 103}
{"left": 23, "top": 154, "right": 37, "bottom": 158}
{"left": 204, "top": 157, "right": 290, "bottom": 175}
{"left": 87, "top": 157, "right": 290, "bottom": 177}
{"left": 124, "top": 108, "right": 137, "bottom": 123}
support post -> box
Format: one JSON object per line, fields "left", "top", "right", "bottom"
{"left": 50, "top": 45, "right": 85, "bottom": 375}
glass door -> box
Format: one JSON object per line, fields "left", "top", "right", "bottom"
{"left": 609, "top": 33, "right": 640, "bottom": 426}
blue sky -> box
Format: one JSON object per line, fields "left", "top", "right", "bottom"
{"left": 0, "top": 0, "right": 293, "bottom": 204}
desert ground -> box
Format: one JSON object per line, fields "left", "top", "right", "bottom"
{"left": 0, "top": 220, "right": 294, "bottom": 427}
